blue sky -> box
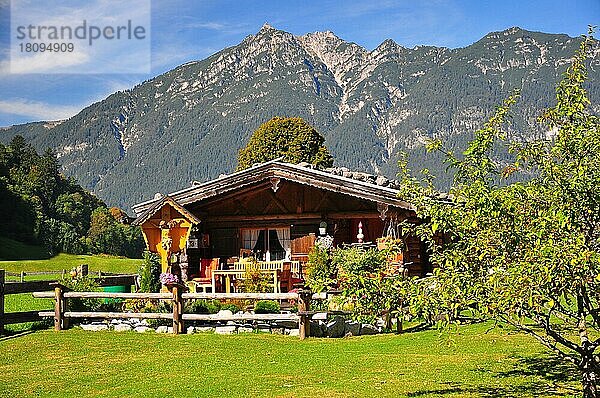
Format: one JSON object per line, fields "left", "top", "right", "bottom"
{"left": 0, "top": 0, "right": 598, "bottom": 127}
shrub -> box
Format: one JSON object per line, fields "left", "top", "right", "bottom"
{"left": 239, "top": 258, "right": 272, "bottom": 293}
{"left": 254, "top": 300, "right": 280, "bottom": 314}
{"left": 332, "top": 246, "right": 409, "bottom": 325}
{"left": 59, "top": 274, "right": 102, "bottom": 312}
{"left": 186, "top": 299, "right": 221, "bottom": 314}
{"left": 221, "top": 303, "right": 240, "bottom": 313}
{"left": 142, "top": 300, "right": 172, "bottom": 327}
{"left": 138, "top": 251, "right": 161, "bottom": 293}
{"left": 305, "top": 244, "right": 335, "bottom": 293}
{"left": 332, "top": 247, "right": 387, "bottom": 276}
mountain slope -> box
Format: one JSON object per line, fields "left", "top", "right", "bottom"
{"left": 2, "top": 25, "right": 599, "bottom": 210}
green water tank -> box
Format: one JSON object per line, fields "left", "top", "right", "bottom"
{"left": 103, "top": 285, "right": 131, "bottom": 304}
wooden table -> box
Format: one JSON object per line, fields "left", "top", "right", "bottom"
{"left": 212, "top": 269, "right": 279, "bottom": 293}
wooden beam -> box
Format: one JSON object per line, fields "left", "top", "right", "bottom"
{"left": 266, "top": 189, "right": 290, "bottom": 214}
{"left": 296, "top": 184, "right": 304, "bottom": 214}
{"left": 182, "top": 292, "right": 297, "bottom": 300}
{"left": 188, "top": 181, "right": 272, "bottom": 212}
{"left": 206, "top": 211, "right": 384, "bottom": 223}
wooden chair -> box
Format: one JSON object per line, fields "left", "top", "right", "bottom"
{"left": 192, "top": 258, "right": 220, "bottom": 293}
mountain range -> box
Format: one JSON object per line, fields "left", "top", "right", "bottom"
{"left": 2, "top": 24, "right": 598, "bottom": 211}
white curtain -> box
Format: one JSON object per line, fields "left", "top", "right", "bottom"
{"left": 242, "top": 229, "right": 261, "bottom": 250}
{"left": 275, "top": 227, "right": 291, "bottom": 260}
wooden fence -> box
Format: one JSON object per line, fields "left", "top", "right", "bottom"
{"left": 0, "top": 269, "right": 137, "bottom": 335}
{"left": 32, "top": 285, "right": 315, "bottom": 339}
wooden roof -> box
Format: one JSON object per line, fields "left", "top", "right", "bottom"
{"left": 131, "top": 160, "right": 414, "bottom": 217}
{"left": 131, "top": 195, "right": 202, "bottom": 226}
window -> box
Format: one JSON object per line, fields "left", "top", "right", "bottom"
{"left": 241, "top": 227, "right": 291, "bottom": 261}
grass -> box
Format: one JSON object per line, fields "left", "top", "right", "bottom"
{"left": 0, "top": 322, "right": 580, "bottom": 398}
{"left": 1, "top": 246, "right": 141, "bottom": 331}
{"left": 0, "top": 237, "right": 50, "bottom": 260}
{"left": 0, "top": 253, "right": 141, "bottom": 276}
{"left": 3, "top": 292, "right": 54, "bottom": 333}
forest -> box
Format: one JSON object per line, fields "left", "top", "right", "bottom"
{"left": 0, "top": 135, "right": 144, "bottom": 258}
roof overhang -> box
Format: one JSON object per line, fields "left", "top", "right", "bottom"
{"left": 131, "top": 160, "right": 414, "bottom": 216}
{"left": 131, "top": 195, "right": 202, "bottom": 226}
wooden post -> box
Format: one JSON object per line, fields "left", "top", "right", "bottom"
{"left": 0, "top": 270, "right": 5, "bottom": 335}
{"left": 53, "top": 284, "right": 64, "bottom": 331}
{"left": 397, "top": 301, "right": 403, "bottom": 334}
{"left": 20, "top": 271, "right": 25, "bottom": 283}
{"left": 172, "top": 285, "right": 183, "bottom": 334}
{"left": 77, "top": 264, "right": 88, "bottom": 277}
{"left": 297, "top": 288, "right": 311, "bottom": 340}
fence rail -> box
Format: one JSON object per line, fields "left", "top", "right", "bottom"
{"left": 0, "top": 269, "right": 137, "bottom": 335}
{"left": 32, "top": 284, "right": 314, "bottom": 339}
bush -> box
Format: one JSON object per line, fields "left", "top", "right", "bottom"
{"left": 254, "top": 300, "right": 280, "bottom": 314}
{"left": 305, "top": 244, "right": 335, "bottom": 293}
{"left": 239, "top": 258, "right": 272, "bottom": 293}
{"left": 332, "top": 246, "right": 409, "bottom": 325}
{"left": 186, "top": 299, "right": 221, "bottom": 314}
{"left": 138, "top": 251, "right": 161, "bottom": 293}
{"left": 332, "top": 247, "right": 387, "bottom": 276}
{"left": 59, "top": 274, "right": 102, "bottom": 312}
{"left": 142, "top": 300, "right": 172, "bottom": 328}
{"left": 221, "top": 303, "right": 240, "bottom": 313}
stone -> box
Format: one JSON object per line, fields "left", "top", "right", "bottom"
{"left": 326, "top": 316, "right": 346, "bottom": 338}
{"left": 113, "top": 324, "right": 132, "bottom": 332}
{"left": 226, "top": 320, "right": 237, "bottom": 326}
{"left": 311, "top": 312, "right": 327, "bottom": 321}
{"left": 187, "top": 326, "right": 196, "bottom": 334}
{"left": 155, "top": 326, "right": 169, "bottom": 333}
{"left": 272, "top": 320, "right": 298, "bottom": 329}
{"left": 256, "top": 323, "right": 271, "bottom": 333}
{"left": 216, "top": 310, "right": 233, "bottom": 318}
{"left": 195, "top": 326, "right": 215, "bottom": 333}
{"left": 110, "top": 319, "right": 121, "bottom": 325}
{"left": 375, "top": 176, "right": 389, "bottom": 186}
{"left": 360, "top": 324, "right": 378, "bottom": 335}
{"left": 81, "top": 324, "right": 109, "bottom": 331}
{"left": 309, "top": 320, "right": 323, "bottom": 337}
{"left": 271, "top": 327, "right": 284, "bottom": 335}
{"left": 215, "top": 326, "right": 237, "bottom": 335}
{"left": 286, "top": 328, "right": 299, "bottom": 337}
{"left": 238, "top": 327, "right": 254, "bottom": 334}
{"left": 344, "top": 320, "right": 361, "bottom": 337}
{"left": 134, "top": 326, "right": 153, "bottom": 333}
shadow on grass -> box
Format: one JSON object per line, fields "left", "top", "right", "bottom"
{"left": 407, "top": 354, "right": 580, "bottom": 397}
{"left": 0, "top": 320, "right": 53, "bottom": 340}
{"left": 0, "top": 237, "right": 51, "bottom": 260}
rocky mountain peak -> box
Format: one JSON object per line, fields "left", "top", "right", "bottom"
{"left": 1, "top": 27, "right": 594, "bottom": 211}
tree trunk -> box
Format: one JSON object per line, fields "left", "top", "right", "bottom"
{"left": 580, "top": 352, "right": 600, "bottom": 398}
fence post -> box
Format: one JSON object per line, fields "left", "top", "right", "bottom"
{"left": 51, "top": 283, "right": 65, "bottom": 331}
{"left": 0, "top": 270, "right": 5, "bottom": 335}
{"left": 298, "top": 288, "right": 311, "bottom": 340}
{"left": 20, "top": 271, "right": 25, "bottom": 283}
{"left": 77, "top": 264, "right": 88, "bottom": 277}
{"left": 171, "top": 284, "right": 184, "bottom": 335}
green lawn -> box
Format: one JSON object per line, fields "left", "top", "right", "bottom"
{"left": 0, "top": 323, "right": 579, "bottom": 398}
{"left": 1, "top": 249, "right": 141, "bottom": 331}
{"left": 0, "top": 253, "right": 141, "bottom": 276}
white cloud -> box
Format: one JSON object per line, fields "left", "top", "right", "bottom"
{"left": 8, "top": 0, "right": 151, "bottom": 74}
{"left": 4, "top": 50, "right": 90, "bottom": 74}
{"left": 0, "top": 98, "right": 81, "bottom": 120}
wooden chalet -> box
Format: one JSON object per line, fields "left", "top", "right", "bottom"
{"left": 131, "top": 160, "right": 431, "bottom": 291}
